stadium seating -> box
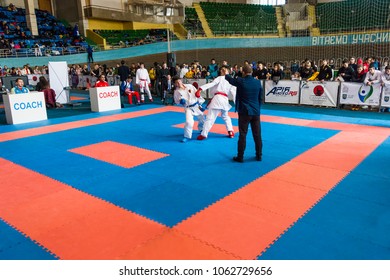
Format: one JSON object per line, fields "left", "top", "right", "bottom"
{"left": 0, "top": 5, "right": 90, "bottom": 56}
{"left": 94, "top": 29, "right": 176, "bottom": 47}
{"left": 316, "top": 0, "right": 389, "bottom": 34}
{"left": 184, "top": 7, "right": 205, "bottom": 37}
{"left": 199, "top": 2, "right": 278, "bottom": 36}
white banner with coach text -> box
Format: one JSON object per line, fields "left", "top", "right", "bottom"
{"left": 339, "top": 82, "right": 382, "bottom": 105}
{"left": 300, "top": 81, "right": 339, "bottom": 107}
{"left": 264, "top": 80, "right": 300, "bottom": 104}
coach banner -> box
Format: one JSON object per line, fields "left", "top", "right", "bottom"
{"left": 264, "top": 80, "right": 300, "bottom": 104}
{"left": 339, "top": 82, "right": 382, "bottom": 105}
{"left": 380, "top": 85, "right": 390, "bottom": 108}
{"left": 300, "top": 81, "right": 339, "bottom": 107}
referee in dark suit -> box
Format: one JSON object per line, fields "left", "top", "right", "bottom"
{"left": 225, "top": 64, "right": 263, "bottom": 163}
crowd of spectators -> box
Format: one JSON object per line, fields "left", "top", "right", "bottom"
{"left": 0, "top": 4, "right": 89, "bottom": 57}
{"left": 1, "top": 56, "right": 390, "bottom": 112}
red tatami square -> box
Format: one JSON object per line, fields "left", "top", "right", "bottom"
{"left": 69, "top": 140, "right": 169, "bottom": 168}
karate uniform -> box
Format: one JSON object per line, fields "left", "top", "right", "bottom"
{"left": 174, "top": 84, "right": 205, "bottom": 139}
{"left": 199, "top": 76, "right": 236, "bottom": 138}
{"left": 136, "top": 68, "right": 152, "bottom": 101}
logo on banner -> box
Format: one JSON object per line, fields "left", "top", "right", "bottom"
{"left": 266, "top": 87, "right": 298, "bottom": 96}
{"left": 385, "top": 96, "right": 389, "bottom": 102}
{"left": 358, "top": 85, "right": 373, "bottom": 102}
{"left": 313, "top": 85, "right": 324, "bottom": 96}
{"left": 342, "top": 93, "right": 347, "bottom": 99}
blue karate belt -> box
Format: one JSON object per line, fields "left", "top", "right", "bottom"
{"left": 186, "top": 101, "right": 199, "bottom": 108}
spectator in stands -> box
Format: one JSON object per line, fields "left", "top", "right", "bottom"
{"left": 291, "top": 72, "right": 301, "bottom": 81}
{"left": 351, "top": 65, "right": 366, "bottom": 83}
{"left": 10, "top": 78, "right": 29, "bottom": 94}
{"left": 35, "top": 76, "right": 59, "bottom": 108}
{"left": 73, "top": 23, "right": 80, "bottom": 38}
{"left": 207, "top": 58, "right": 218, "bottom": 79}
{"left": 381, "top": 58, "right": 388, "bottom": 72}
{"left": 299, "top": 60, "right": 314, "bottom": 80}
{"left": 87, "top": 45, "right": 94, "bottom": 63}
{"left": 34, "top": 42, "right": 42, "bottom": 56}
{"left": 20, "top": 65, "right": 31, "bottom": 76}
{"left": 2, "top": 65, "right": 10, "bottom": 76}
{"left": 363, "top": 57, "right": 372, "bottom": 73}
{"left": 329, "top": 58, "right": 335, "bottom": 69}
{"left": 179, "top": 63, "right": 188, "bottom": 78}
{"left": 94, "top": 74, "right": 109, "bottom": 87}
{"left": 117, "top": 60, "right": 130, "bottom": 83}
{"left": 371, "top": 57, "right": 380, "bottom": 70}
{"left": 381, "top": 65, "right": 390, "bottom": 87}
{"left": 267, "top": 63, "right": 284, "bottom": 84}
{"left": 91, "top": 64, "right": 100, "bottom": 77}
{"left": 33, "top": 66, "right": 42, "bottom": 75}
{"left": 42, "top": 65, "right": 49, "bottom": 75}
{"left": 201, "top": 66, "right": 208, "bottom": 78}
{"left": 36, "top": 76, "right": 47, "bottom": 91}
{"left": 349, "top": 57, "right": 357, "bottom": 72}
{"left": 336, "top": 59, "right": 354, "bottom": 82}
{"left": 148, "top": 66, "right": 156, "bottom": 94}
{"left": 106, "top": 67, "right": 114, "bottom": 77}
{"left": 8, "top": 3, "right": 17, "bottom": 12}
{"left": 130, "top": 63, "right": 138, "bottom": 78}
{"left": 159, "top": 62, "right": 170, "bottom": 101}
{"left": 253, "top": 62, "right": 268, "bottom": 80}
{"left": 290, "top": 60, "right": 300, "bottom": 75}
{"left": 231, "top": 64, "right": 242, "bottom": 78}
{"left": 364, "top": 65, "right": 381, "bottom": 86}
{"left": 317, "top": 59, "right": 333, "bottom": 82}
{"left": 81, "top": 64, "right": 89, "bottom": 75}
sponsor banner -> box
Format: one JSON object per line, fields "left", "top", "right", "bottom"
{"left": 27, "top": 74, "right": 49, "bottom": 86}
{"left": 300, "top": 81, "right": 339, "bottom": 107}
{"left": 89, "top": 86, "right": 121, "bottom": 112}
{"left": 3, "top": 91, "right": 47, "bottom": 125}
{"left": 381, "top": 85, "right": 390, "bottom": 108}
{"left": 339, "top": 82, "right": 382, "bottom": 105}
{"left": 264, "top": 80, "right": 300, "bottom": 104}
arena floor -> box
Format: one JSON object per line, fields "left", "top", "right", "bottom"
{"left": 0, "top": 98, "right": 389, "bottom": 260}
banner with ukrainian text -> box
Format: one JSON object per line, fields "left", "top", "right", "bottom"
{"left": 300, "top": 81, "right": 339, "bottom": 107}
{"left": 339, "top": 82, "right": 382, "bottom": 105}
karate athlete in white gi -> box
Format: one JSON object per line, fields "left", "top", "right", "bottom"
{"left": 136, "top": 62, "right": 153, "bottom": 102}
{"left": 173, "top": 76, "right": 205, "bottom": 143}
{"left": 196, "top": 66, "right": 236, "bottom": 140}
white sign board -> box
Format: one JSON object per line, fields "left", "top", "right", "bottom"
{"left": 3, "top": 92, "right": 47, "bottom": 125}
{"left": 381, "top": 85, "right": 390, "bottom": 108}
{"left": 300, "top": 81, "right": 339, "bottom": 107}
{"left": 339, "top": 82, "right": 382, "bottom": 105}
{"left": 48, "top": 61, "right": 69, "bottom": 104}
{"left": 264, "top": 80, "right": 300, "bottom": 104}
{"left": 89, "top": 86, "right": 121, "bottom": 112}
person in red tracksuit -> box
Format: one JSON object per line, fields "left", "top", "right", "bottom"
{"left": 94, "top": 74, "right": 109, "bottom": 87}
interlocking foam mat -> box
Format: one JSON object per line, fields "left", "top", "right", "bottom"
{"left": 0, "top": 104, "right": 389, "bottom": 260}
